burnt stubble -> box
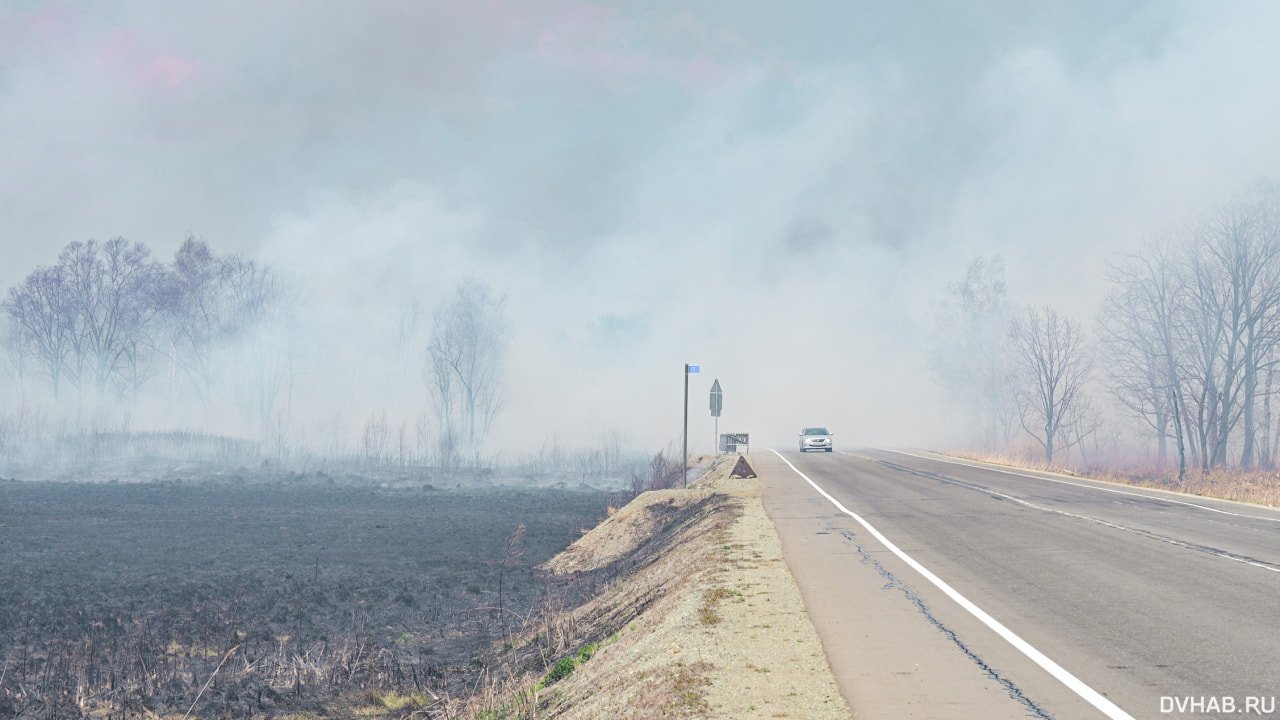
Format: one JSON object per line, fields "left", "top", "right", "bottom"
{"left": 0, "top": 476, "right": 611, "bottom": 719}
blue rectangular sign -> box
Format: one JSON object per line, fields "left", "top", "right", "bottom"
{"left": 688, "top": 365, "right": 700, "bottom": 373}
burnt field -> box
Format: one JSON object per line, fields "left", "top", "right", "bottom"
{"left": 0, "top": 477, "right": 616, "bottom": 719}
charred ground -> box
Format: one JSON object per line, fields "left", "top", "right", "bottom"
{"left": 0, "top": 474, "right": 616, "bottom": 719}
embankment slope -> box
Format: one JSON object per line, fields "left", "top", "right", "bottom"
{"left": 461, "top": 456, "right": 851, "bottom": 719}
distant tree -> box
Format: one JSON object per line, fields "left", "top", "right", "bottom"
{"left": 2, "top": 265, "right": 75, "bottom": 399}
{"left": 157, "top": 237, "right": 293, "bottom": 409}
{"left": 160, "top": 236, "right": 233, "bottom": 405}
{"left": 2, "top": 235, "right": 299, "bottom": 428}
{"left": 930, "top": 256, "right": 1017, "bottom": 450}
{"left": 56, "top": 238, "right": 164, "bottom": 400}
{"left": 425, "top": 280, "right": 508, "bottom": 454}
{"left": 1098, "top": 240, "right": 1188, "bottom": 478}
{"left": 1, "top": 314, "right": 31, "bottom": 404}
{"left": 1009, "top": 305, "right": 1092, "bottom": 464}
{"left": 1210, "top": 189, "right": 1280, "bottom": 468}
{"left": 1174, "top": 188, "right": 1280, "bottom": 471}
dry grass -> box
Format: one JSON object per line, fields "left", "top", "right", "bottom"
{"left": 631, "top": 661, "right": 713, "bottom": 718}
{"left": 951, "top": 450, "right": 1280, "bottom": 508}
{"left": 697, "top": 587, "right": 743, "bottom": 626}
{"left": 451, "top": 488, "right": 738, "bottom": 720}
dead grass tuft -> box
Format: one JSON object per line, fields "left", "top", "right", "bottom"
{"left": 698, "top": 587, "right": 742, "bottom": 625}
{"left": 632, "top": 661, "right": 713, "bottom": 718}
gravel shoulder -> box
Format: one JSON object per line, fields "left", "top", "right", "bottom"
{"left": 682, "top": 460, "right": 850, "bottom": 718}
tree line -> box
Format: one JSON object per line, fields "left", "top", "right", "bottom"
{"left": 2, "top": 237, "right": 508, "bottom": 455}
{"left": 3, "top": 237, "right": 285, "bottom": 412}
{"left": 934, "top": 184, "right": 1280, "bottom": 478}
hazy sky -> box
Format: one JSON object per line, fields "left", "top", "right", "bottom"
{"left": 5, "top": 1, "right": 1280, "bottom": 453}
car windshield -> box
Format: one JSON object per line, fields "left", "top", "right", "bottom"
{"left": 804, "top": 428, "right": 829, "bottom": 435}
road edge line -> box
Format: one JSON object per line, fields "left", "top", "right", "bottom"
{"left": 768, "top": 449, "right": 1135, "bottom": 720}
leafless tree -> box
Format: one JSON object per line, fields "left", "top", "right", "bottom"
{"left": 930, "top": 256, "right": 1017, "bottom": 450}
{"left": 1173, "top": 187, "right": 1280, "bottom": 471}
{"left": 56, "top": 238, "right": 164, "bottom": 400}
{"left": 3, "top": 236, "right": 296, "bottom": 417}
{"left": 159, "top": 236, "right": 238, "bottom": 405}
{"left": 1009, "top": 305, "right": 1093, "bottom": 463}
{"left": 1234, "top": 188, "right": 1280, "bottom": 468}
{"left": 1177, "top": 237, "right": 1226, "bottom": 472}
{"left": 1261, "top": 350, "right": 1279, "bottom": 467}
{"left": 425, "top": 280, "right": 508, "bottom": 454}
{"left": 1098, "top": 240, "right": 1189, "bottom": 478}
{"left": 3, "top": 265, "right": 76, "bottom": 399}
{"left": 2, "top": 314, "right": 31, "bottom": 405}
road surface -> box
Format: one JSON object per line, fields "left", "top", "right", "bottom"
{"left": 758, "top": 449, "right": 1280, "bottom": 720}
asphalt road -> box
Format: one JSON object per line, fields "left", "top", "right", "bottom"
{"left": 758, "top": 448, "right": 1280, "bottom": 720}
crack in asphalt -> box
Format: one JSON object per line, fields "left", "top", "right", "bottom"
{"left": 828, "top": 519, "right": 1054, "bottom": 720}
{"left": 870, "top": 458, "right": 1280, "bottom": 575}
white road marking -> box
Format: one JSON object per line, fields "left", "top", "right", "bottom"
{"left": 880, "top": 449, "right": 1280, "bottom": 523}
{"left": 769, "top": 449, "right": 1136, "bottom": 720}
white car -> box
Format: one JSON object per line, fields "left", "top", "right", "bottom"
{"left": 799, "top": 427, "right": 833, "bottom": 452}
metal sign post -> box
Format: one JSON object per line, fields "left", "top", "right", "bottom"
{"left": 684, "top": 364, "right": 699, "bottom": 488}
{"left": 710, "top": 379, "right": 722, "bottom": 453}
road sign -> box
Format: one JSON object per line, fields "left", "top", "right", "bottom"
{"left": 710, "top": 379, "right": 722, "bottom": 417}
{"left": 688, "top": 365, "right": 700, "bottom": 373}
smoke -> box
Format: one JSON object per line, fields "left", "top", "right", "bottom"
{"left": 5, "top": 2, "right": 1280, "bottom": 455}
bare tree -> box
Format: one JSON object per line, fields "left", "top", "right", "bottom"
{"left": 930, "top": 256, "right": 1017, "bottom": 450}
{"left": 1177, "top": 237, "right": 1227, "bottom": 473}
{"left": 1234, "top": 188, "right": 1280, "bottom": 468}
{"left": 425, "top": 280, "right": 508, "bottom": 454}
{"left": 56, "top": 238, "right": 163, "bottom": 400}
{"left": 1009, "top": 305, "right": 1092, "bottom": 463}
{"left": 1173, "top": 187, "right": 1280, "bottom": 471}
{"left": 1259, "top": 340, "right": 1280, "bottom": 469}
{"left": 2, "top": 314, "right": 32, "bottom": 405}
{"left": 3, "top": 265, "right": 76, "bottom": 399}
{"left": 1099, "top": 240, "right": 1189, "bottom": 477}
{"left": 1202, "top": 204, "right": 1268, "bottom": 467}
{"left": 160, "top": 236, "right": 238, "bottom": 405}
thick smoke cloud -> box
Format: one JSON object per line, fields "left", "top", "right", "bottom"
{"left": 4, "top": 2, "right": 1280, "bottom": 454}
